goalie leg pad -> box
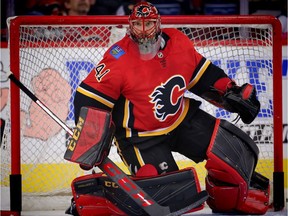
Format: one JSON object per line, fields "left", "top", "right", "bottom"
{"left": 206, "top": 175, "right": 270, "bottom": 214}
{"left": 206, "top": 119, "right": 258, "bottom": 185}
{"left": 70, "top": 167, "right": 205, "bottom": 216}
{"left": 67, "top": 173, "right": 126, "bottom": 216}
{"left": 236, "top": 171, "right": 270, "bottom": 214}
{"left": 205, "top": 175, "right": 239, "bottom": 211}
{"left": 72, "top": 195, "right": 126, "bottom": 216}
{"left": 205, "top": 119, "right": 269, "bottom": 214}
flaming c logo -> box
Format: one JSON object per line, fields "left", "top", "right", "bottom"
{"left": 136, "top": 5, "right": 151, "bottom": 17}
{"left": 149, "top": 75, "right": 186, "bottom": 122}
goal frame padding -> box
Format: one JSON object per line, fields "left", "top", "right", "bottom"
{"left": 6, "top": 15, "right": 284, "bottom": 213}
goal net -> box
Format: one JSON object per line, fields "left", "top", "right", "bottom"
{"left": 1, "top": 15, "right": 283, "bottom": 212}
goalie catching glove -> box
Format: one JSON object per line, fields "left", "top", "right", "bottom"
{"left": 223, "top": 83, "right": 260, "bottom": 124}
{"left": 202, "top": 81, "right": 260, "bottom": 124}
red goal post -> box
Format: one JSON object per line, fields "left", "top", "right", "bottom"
{"left": 2, "top": 15, "right": 284, "bottom": 213}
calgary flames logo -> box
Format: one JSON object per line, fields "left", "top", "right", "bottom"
{"left": 149, "top": 75, "right": 186, "bottom": 122}
{"left": 136, "top": 5, "right": 151, "bottom": 17}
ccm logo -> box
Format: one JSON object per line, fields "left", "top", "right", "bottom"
{"left": 104, "top": 181, "right": 119, "bottom": 188}
{"left": 67, "top": 117, "right": 84, "bottom": 151}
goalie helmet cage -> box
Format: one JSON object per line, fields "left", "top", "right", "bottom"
{"left": 2, "top": 15, "right": 284, "bottom": 214}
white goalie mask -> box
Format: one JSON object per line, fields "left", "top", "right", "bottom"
{"left": 128, "top": 2, "right": 161, "bottom": 60}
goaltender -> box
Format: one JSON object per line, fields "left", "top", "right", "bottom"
{"left": 73, "top": 1, "right": 270, "bottom": 214}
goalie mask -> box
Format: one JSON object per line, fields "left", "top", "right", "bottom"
{"left": 128, "top": 2, "right": 161, "bottom": 60}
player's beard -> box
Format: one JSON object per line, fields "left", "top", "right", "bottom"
{"left": 138, "top": 36, "right": 161, "bottom": 61}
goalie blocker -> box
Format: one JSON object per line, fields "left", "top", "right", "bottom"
{"left": 64, "top": 107, "right": 115, "bottom": 168}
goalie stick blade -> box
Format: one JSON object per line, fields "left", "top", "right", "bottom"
{"left": 166, "top": 190, "right": 208, "bottom": 216}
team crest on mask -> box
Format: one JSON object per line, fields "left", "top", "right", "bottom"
{"left": 136, "top": 5, "right": 152, "bottom": 17}
{"left": 149, "top": 75, "right": 186, "bottom": 122}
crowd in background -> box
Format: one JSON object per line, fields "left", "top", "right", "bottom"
{"left": 1, "top": 0, "right": 287, "bottom": 41}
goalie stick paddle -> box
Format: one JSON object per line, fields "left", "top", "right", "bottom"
{"left": 8, "top": 71, "right": 208, "bottom": 216}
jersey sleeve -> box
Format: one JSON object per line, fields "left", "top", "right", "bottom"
{"left": 189, "top": 59, "right": 231, "bottom": 96}
{"left": 74, "top": 49, "right": 125, "bottom": 123}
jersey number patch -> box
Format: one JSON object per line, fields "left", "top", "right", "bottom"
{"left": 95, "top": 63, "right": 110, "bottom": 82}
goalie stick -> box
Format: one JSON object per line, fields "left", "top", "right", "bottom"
{"left": 8, "top": 71, "right": 208, "bottom": 216}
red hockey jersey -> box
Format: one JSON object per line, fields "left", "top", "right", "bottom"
{"left": 74, "top": 28, "right": 219, "bottom": 139}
